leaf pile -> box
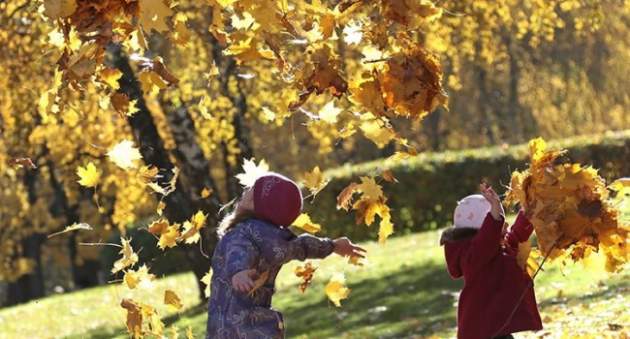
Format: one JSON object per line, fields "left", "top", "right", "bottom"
{"left": 505, "top": 138, "right": 629, "bottom": 272}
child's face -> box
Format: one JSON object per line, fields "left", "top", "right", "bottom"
{"left": 238, "top": 187, "right": 255, "bottom": 212}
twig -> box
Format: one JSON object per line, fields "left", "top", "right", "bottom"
{"left": 79, "top": 242, "right": 123, "bottom": 248}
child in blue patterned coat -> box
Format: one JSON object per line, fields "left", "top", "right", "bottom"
{"left": 206, "top": 173, "right": 365, "bottom": 339}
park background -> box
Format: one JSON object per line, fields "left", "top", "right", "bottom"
{"left": 1, "top": 0, "right": 629, "bottom": 338}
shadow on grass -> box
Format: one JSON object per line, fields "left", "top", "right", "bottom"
{"left": 281, "top": 263, "right": 461, "bottom": 338}
{"left": 70, "top": 262, "right": 462, "bottom": 339}
{"left": 538, "top": 275, "right": 629, "bottom": 309}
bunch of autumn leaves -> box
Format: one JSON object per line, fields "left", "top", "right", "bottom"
{"left": 506, "top": 138, "right": 629, "bottom": 273}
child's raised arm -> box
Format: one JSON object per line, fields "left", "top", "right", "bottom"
{"left": 467, "top": 185, "right": 506, "bottom": 270}
{"left": 504, "top": 210, "right": 534, "bottom": 255}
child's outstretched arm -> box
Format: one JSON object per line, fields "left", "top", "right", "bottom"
{"left": 467, "top": 184, "right": 506, "bottom": 270}
{"left": 287, "top": 235, "right": 365, "bottom": 262}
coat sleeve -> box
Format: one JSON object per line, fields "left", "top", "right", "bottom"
{"left": 224, "top": 227, "right": 261, "bottom": 279}
{"left": 466, "top": 212, "right": 505, "bottom": 271}
{"left": 285, "top": 234, "right": 335, "bottom": 262}
{"left": 504, "top": 210, "right": 534, "bottom": 254}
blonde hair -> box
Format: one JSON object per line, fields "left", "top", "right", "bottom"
{"left": 217, "top": 199, "right": 255, "bottom": 238}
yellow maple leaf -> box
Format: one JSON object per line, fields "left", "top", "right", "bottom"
{"left": 43, "top": 0, "right": 77, "bottom": 20}
{"left": 360, "top": 118, "right": 396, "bottom": 149}
{"left": 99, "top": 68, "right": 123, "bottom": 90}
{"left": 139, "top": 0, "right": 173, "bottom": 33}
{"left": 180, "top": 211, "right": 207, "bottom": 244}
{"left": 124, "top": 265, "right": 155, "bottom": 289}
{"left": 235, "top": 158, "right": 269, "bottom": 187}
{"left": 292, "top": 213, "right": 322, "bottom": 234}
{"left": 77, "top": 162, "right": 100, "bottom": 188}
{"left": 302, "top": 166, "right": 328, "bottom": 195}
{"left": 158, "top": 224, "right": 180, "bottom": 250}
{"left": 337, "top": 182, "right": 359, "bottom": 211}
{"left": 112, "top": 237, "right": 139, "bottom": 273}
{"left": 357, "top": 176, "right": 384, "bottom": 201}
{"left": 186, "top": 326, "right": 194, "bottom": 339}
{"left": 325, "top": 273, "right": 350, "bottom": 307}
{"left": 164, "top": 289, "right": 183, "bottom": 310}
{"left": 108, "top": 140, "right": 142, "bottom": 170}
{"left": 378, "top": 212, "right": 394, "bottom": 244}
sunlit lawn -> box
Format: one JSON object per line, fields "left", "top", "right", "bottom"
{"left": 0, "top": 221, "right": 628, "bottom": 339}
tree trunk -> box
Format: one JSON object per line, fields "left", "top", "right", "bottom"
{"left": 110, "top": 44, "right": 215, "bottom": 302}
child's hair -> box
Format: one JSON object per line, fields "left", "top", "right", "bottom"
{"left": 217, "top": 199, "right": 255, "bottom": 238}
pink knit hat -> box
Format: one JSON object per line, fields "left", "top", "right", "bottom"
{"left": 253, "top": 173, "right": 303, "bottom": 226}
{"left": 453, "top": 194, "right": 491, "bottom": 229}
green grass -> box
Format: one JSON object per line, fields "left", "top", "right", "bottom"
{"left": 0, "top": 227, "right": 628, "bottom": 339}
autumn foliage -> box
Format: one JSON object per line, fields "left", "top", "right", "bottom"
{"left": 506, "top": 138, "right": 629, "bottom": 272}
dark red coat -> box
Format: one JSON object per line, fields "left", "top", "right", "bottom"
{"left": 440, "top": 212, "right": 543, "bottom": 339}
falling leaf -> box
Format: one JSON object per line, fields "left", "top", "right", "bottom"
{"left": 319, "top": 100, "right": 343, "bottom": 123}
{"left": 342, "top": 21, "right": 363, "bottom": 45}
{"left": 235, "top": 158, "right": 269, "bottom": 187}
{"left": 294, "top": 262, "right": 317, "bottom": 293}
{"left": 164, "top": 290, "right": 183, "bottom": 310}
{"left": 302, "top": 166, "right": 328, "bottom": 195}
{"left": 186, "top": 326, "right": 194, "bottom": 339}
{"left": 148, "top": 218, "right": 170, "bottom": 235}
{"left": 381, "top": 170, "right": 398, "bottom": 183}
{"left": 292, "top": 213, "right": 322, "bottom": 234}
{"left": 48, "top": 222, "right": 93, "bottom": 239}
{"left": 139, "top": 0, "right": 173, "bottom": 33}
{"left": 99, "top": 68, "right": 123, "bottom": 90}
{"left": 325, "top": 273, "right": 350, "bottom": 307}
{"left": 337, "top": 182, "right": 359, "bottom": 211}
{"left": 77, "top": 162, "right": 101, "bottom": 188}
{"left": 201, "top": 187, "right": 213, "bottom": 198}
{"left": 360, "top": 118, "right": 396, "bottom": 149}
{"left": 124, "top": 265, "right": 155, "bottom": 289}
{"left": 112, "top": 237, "right": 139, "bottom": 273}
{"left": 43, "top": 0, "right": 77, "bottom": 20}
{"left": 378, "top": 213, "right": 394, "bottom": 243}
{"left": 108, "top": 140, "right": 142, "bottom": 170}
{"left": 261, "top": 106, "right": 276, "bottom": 122}
{"left": 157, "top": 201, "right": 166, "bottom": 216}
{"left": 348, "top": 255, "right": 365, "bottom": 266}
{"left": 180, "top": 211, "right": 207, "bottom": 244}
{"left": 158, "top": 224, "right": 181, "bottom": 250}
{"left": 201, "top": 270, "right": 212, "bottom": 298}
{"left": 120, "top": 299, "right": 143, "bottom": 338}
{"left": 357, "top": 176, "right": 384, "bottom": 201}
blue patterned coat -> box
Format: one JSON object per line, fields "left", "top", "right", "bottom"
{"left": 206, "top": 218, "right": 335, "bottom": 339}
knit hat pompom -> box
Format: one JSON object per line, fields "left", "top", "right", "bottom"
{"left": 453, "top": 194, "right": 491, "bottom": 229}
{"left": 253, "top": 173, "right": 303, "bottom": 226}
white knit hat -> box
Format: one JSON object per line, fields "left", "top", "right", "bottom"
{"left": 453, "top": 194, "right": 491, "bottom": 229}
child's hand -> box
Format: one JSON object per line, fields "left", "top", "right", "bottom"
{"left": 231, "top": 269, "right": 256, "bottom": 293}
{"left": 480, "top": 183, "right": 504, "bottom": 220}
{"left": 333, "top": 237, "right": 367, "bottom": 258}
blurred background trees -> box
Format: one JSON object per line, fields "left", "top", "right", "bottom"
{"left": 1, "top": 0, "right": 629, "bottom": 306}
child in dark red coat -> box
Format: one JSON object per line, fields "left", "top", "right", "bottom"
{"left": 440, "top": 184, "right": 542, "bottom": 339}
